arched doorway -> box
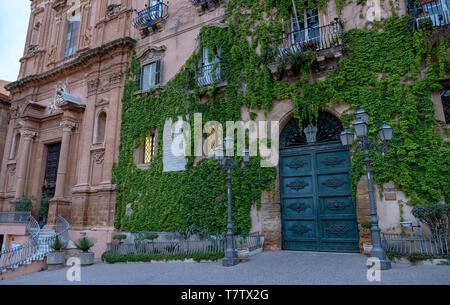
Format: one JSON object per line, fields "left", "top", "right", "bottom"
{"left": 279, "top": 111, "right": 359, "bottom": 252}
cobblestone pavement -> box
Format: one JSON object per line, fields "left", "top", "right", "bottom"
{"left": 1, "top": 251, "right": 449, "bottom": 285}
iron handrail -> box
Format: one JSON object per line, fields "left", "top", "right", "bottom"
{"left": 266, "top": 20, "right": 345, "bottom": 60}
{"left": 132, "top": 3, "right": 169, "bottom": 29}
{"left": 382, "top": 232, "right": 450, "bottom": 256}
{"left": 192, "top": 0, "right": 222, "bottom": 9}
{"left": 0, "top": 211, "right": 32, "bottom": 224}
{"left": 0, "top": 214, "right": 70, "bottom": 272}
{"left": 0, "top": 214, "right": 40, "bottom": 272}
{"left": 196, "top": 62, "right": 224, "bottom": 87}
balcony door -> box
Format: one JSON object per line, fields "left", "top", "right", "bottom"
{"left": 290, "top": 8, "right": 321, "bottom": 50}
{"left": 420, "top": 0, "right": 450, "bottom": 27}
{"left": 149, "top": 0, "right": 162, "bottom": 19}
{"left": 199, "top": 48, "right": 221, "bottom": 86}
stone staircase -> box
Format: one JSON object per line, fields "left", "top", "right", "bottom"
{"left": 0, "top": 214, "right": 69, "bottom": 275}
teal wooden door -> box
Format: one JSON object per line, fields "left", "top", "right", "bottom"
{"left": 280, "top": 114, "right": 359, "bottom": 252}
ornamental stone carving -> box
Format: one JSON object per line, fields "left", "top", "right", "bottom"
{"left": 93, "top": 150, "right": 105, "bottom": 165}
{"left": 49, "top": 82, "right": 68, "bottom": 113}
{"left": 20, "top": 130, "right": 37, "bottom": 140}
{"left": 7, "top": 165, "right": 16, "bottom": 176}
{"left": 60, "top": 120, "right": 76, "bottom": 132}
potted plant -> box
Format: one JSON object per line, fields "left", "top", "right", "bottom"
{"left": 112, "top": 234, "right": 127, "bottom": 244}
{"left": 74, "top": 237, "right": 96, "bottom": 266}
{"left": 46, "top": 235, "right": 67, "bottom": 270}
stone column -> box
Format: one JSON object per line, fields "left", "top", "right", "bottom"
{"left": 47, "top": 120, "right": 75, "bottom": 227}
{"left": 54, "top": 120, "right": 76, "bottom": 199}
{"left": 15, "top": 130, "right": 37, "bottom": 199}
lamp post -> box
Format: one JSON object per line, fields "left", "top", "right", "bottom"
{"left": 214, "top": 136, "right": 250, "bottom": 267}
{"left": 340, "top": 107, "right": 393, "bottom": 270}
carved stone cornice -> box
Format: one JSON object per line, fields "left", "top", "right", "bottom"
{"left": 6, "top": 37, "right": 136, "bottom": 92}
{"left": 60, "top": 120, "right": 77, "bottom": 132}
{"left": 52, "top": 0, "right": 67, "bottom": 11}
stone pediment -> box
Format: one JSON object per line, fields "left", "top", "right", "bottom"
{"left": 136, "top": 45, "right": 166, "bottom": 64}
{"left": 52, "top": 0, "right": 67, "bottom": 10}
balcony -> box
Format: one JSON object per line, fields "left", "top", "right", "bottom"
{"left": 264, "top": 19, "right": 345, "bottom": 78}
{"left": 192, "top": 0, "right": 223, "bottom": 15}
{"left": 196, "top": 63, "right": 226, "bottom": 87}
{"left": 132, "top": 2, "right": 169, "bottom": 37}
{"left": 409, "top": 0, "right": 450, "bottom": 31}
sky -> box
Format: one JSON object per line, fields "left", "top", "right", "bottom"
{"left": 0, "top": 0, "right": 31, "bottom": 82}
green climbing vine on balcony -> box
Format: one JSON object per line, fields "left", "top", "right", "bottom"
{"left": 113, "top": 0, "right": 450, "bottom": 234}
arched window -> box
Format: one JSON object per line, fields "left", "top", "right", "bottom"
{"left": 9, "top": 132, "right": 21, "bottom": 160}
{"left": 94, "top": 111, "right": 107, "bottom": 144}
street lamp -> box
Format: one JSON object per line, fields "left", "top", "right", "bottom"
{"left": 214, "top": 136, "right": 250, "bottom": 267}
{"left": 340, "top": 107, "right": 393, "bottom": 270}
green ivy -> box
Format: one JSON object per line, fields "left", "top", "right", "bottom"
{"left": 113, "top": 1, "right": 449, "bottom": 234}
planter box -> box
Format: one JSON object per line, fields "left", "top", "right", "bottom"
{"left": 47, "top": 251, "right": 66, "bottom": 270}
{"left": 78, "top": 252, "right": 95, "bottom": 266}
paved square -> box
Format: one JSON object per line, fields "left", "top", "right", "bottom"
{"left": 1, "top": 251, "right": 449, "bottom": 285}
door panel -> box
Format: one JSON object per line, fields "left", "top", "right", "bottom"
{"left": 43, "top": 143, "right": 61, "bottom": 199}
{"left": 281, "top": 145, "right": 359, "bottom": 252}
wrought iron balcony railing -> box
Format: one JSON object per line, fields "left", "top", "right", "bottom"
{"left": 408, "top": 0, "right": 450, "bottom": 30}
{"left": 192, "top": 0, "right": 222, "bottom": 9}
{"left": 132, "top": 2, "right": 169, "bottom": 29}
{"left": 266, "top": 19, "right": 345, "bottom": 61}
{"left": 196, "top": 62, "right": 226, "bottom": 87}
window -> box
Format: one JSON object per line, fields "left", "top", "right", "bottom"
{"left": 441, "top": 87, "right": 450, "bottom": 125}
{"left": 290, "top": 8, "right": 320, "bottom": 48}
{"left": 418, "top": 0, "right": 450, "bottom": 27}
{"left": 144, "top": 133, "right": 156, "bottom": 163}
{"left": 198, "top": 47, "right": 221, "bottom": 86}
{"left": 64, "top": 12, "right": 80, "bottom": 58}
{"left": 94, "top": 112, "right": 107, "bottom": 144}
{"left": 140, "top": 59, "right": 162, "bottom": 91}
{"left": 149, "top": 0, "right": 163, "bottom": 19}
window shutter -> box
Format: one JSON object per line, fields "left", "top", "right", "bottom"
{"left": 155, "top": 59, "right": 162, "bottom": 86}
{"left": 137, "top": 65, "right": 142, "bottom": 89}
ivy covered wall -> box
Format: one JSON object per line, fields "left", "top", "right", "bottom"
{"left": 112, "top": 0, "right": 450, "bottom": 234}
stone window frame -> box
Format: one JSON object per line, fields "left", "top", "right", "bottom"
{"left": 134, "top": 45, "right": 166, "bottom": 95}
{"left": 62, "top": 5, "right": 82, "bottom": 59}
{"left": 93, "top": 107, "right": 108, "bottom": 145}
{"left": 440, "top": 87, "right": 450, "bottom": 126}
{"left": 139, "top": 58, "right": 163, "bottom": 91}
{"left": 134, "top": 129, "right": 158, "bottom": 170}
